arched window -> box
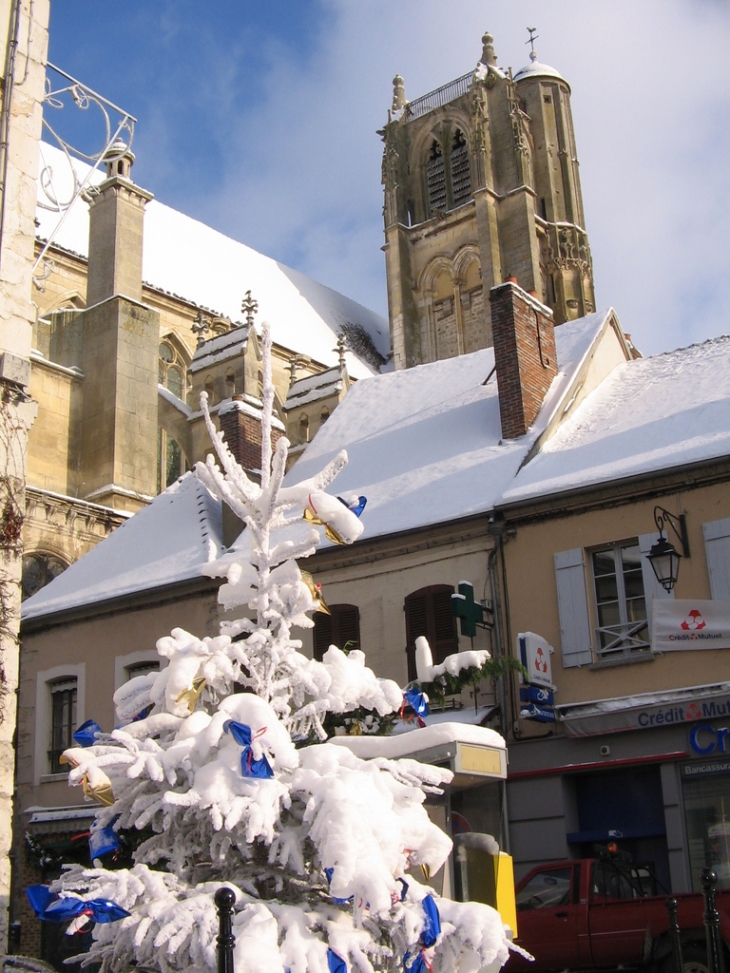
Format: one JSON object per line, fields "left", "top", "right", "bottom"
{"left": 158, "top": 340, "right": 187, "bottom": 400}
{"left": 157, "top": 429, "right": 186, "bottom": 492}
{"left": 313, "top": 604, "right": 361, "bottom": 661}
{"left": 225, "top": 371, "right": 236, "bottom": 396}
{"left": 404, "top": 585, "right": 458, "bottom": 681}
{"left": 426, "top": 140, "right": 446, "bottom": 214}
{"left": 299, "top": 413, "right": 310, "bottom": 444}
{"left": 320, "top": 406, "right": 330, "bottom": 424}
{"left": 21, "top": 552, "right": 68, "bottom": 600}
{"left": 450, "top": 129, "right": 471, "bottom": 206}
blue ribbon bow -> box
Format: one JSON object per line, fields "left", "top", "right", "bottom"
{"left": 328, "top": 948, "right": 347, "bottom": 973}
{"left": 89, "top": 821, "right": 120, "bottom": 859}
{"left": 72, "top": 719, "right": 102, "bottom": 748}
{"left": 338, "top": 495, "right": 367, "bottom": 518}
{"left": 223, "top": 720, "right": 274, "bottom": 779}
{"left": 26, "top": 885, "right": 129, "bottom": 925}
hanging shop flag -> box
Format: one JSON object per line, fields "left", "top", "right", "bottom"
{"left": 653, "top": 600, "right": 730, "bottom": 652}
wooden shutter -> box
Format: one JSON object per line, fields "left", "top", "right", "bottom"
{"left": 704, "top": 518, "right": 730, "bottom": 601}
{"left": 554, "top": 549, "right": 593, "bottom": 667}
{"left": 426, "top": 142, "right": 446, "bottom": 214}
{"left": 450, "top": 130, "right": 471, "bottom": 206}
{"left": 405, "top": 585, "right": 458, "bottom": 680}
{"left": 313, "top": 605, "right": 360, "bottom": 661}
{"left": 638, "top": 532, "right": 674, "bottom": 637}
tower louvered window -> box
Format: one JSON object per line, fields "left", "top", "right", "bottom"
{"left": 404, "top": 585, "right": 458, "bottom": 681}
{"left": 451, "top": 129, "right": 471, "bottom": 206}
{"left": 426, "top": 141, "right": 446, "bottom": 214}
{"left": 313, "top": 604, "right": 361, "bottom": 661}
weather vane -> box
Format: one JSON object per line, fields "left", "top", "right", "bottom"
{"left": 526, "top": 27, "right": 539, "bottom": 61}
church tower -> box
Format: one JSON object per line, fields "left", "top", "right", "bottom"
{"left": 381, "top": 30, "right": 596, "bottom": 369}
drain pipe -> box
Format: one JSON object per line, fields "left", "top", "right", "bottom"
{"left": 487, "top": 516, "right": 512, "bottom": 855}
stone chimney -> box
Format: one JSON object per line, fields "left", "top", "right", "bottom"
{"left": 218, "top": 398, "right": 285, "bottom": 477}
{"left": 86, "top": 140, "right": 153, "bottom": 306}
{"left": 490, "top": 280, "right": 557, "bottom": 439}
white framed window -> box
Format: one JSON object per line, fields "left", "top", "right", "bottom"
{"left": 555, "top": 537, "right": 671, "bottom": 668}
{"left": 35, "top": 664, "right": 85, "bottom": 784}
{"left": 114, "top": 651, "right": 163, "bottom": 691}
{"left": 590, "top": 540, "right": 650, "bottom": 660}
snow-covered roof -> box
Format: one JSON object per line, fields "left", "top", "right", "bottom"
{"left": 513, "top": 59, "right": 567, "bottom": 84}
{"left": 189, "top": 326, "right": 250, "bottom": 374}
{"left": 35, "top": 143, "right": 389, "bottom": 380}
{"left": 286, "top": 311, "right": 610, "bottom": 540}
{"left": 22, "top": 475, "right": 225, "bottom": 622}
{"left": 501, "top": 334, "right": 730, "bottom": 506}
{"left": 284, "top": 367, "right": 344, "bottom": 409}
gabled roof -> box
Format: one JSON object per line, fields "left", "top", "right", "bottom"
{"left": 35, "top": 143, "right": 389, "bottom": 380}
{"left": 284, "top": 367, "right": 344, "bottom": 410}
{"left": 189, "top": 325, "right": 251, "bottom": 374}
{"left": 501, "top": 334, "right": 730, "bottom": 506}
{"left": 287, "top": 311, "right": 613, "bottom": 540}
{"left": 21, "top": 475, "right": 224, "bottom": 622}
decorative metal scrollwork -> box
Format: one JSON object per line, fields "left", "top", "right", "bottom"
{"left": 33, "top": 63, "right": 137, "bottom": 289}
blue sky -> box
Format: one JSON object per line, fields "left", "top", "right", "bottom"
{"left": 47, "top": 1, "right": 729, "bottom": 357}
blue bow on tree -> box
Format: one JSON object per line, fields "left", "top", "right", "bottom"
{"left": 324, "top": 867, "right": 353, "bottom": 905}
{"left": 404, "top": 895, "right": 441, "bottom": 972}
{"left": 337, "top": 495, "right": 367, "bottom": 517}
{"left": 26, "top": 885, "right": 130, "bottom": 925}
{"left": 401, "top": 688, "right": 429, "bottom": 727}
{"left": 89, "top": 820, "right": 120, "bottom": 859}
{"left": 72, "top": 720, "right": 103, "bottom": 748}
{"left": 328, "top": 948, "right": 347, "bottom": 973}
{"left": 223, "top": 720, "right": 274, "bottom": 779}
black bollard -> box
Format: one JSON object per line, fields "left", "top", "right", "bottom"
{"left": 665, "top": 897, "right": 685, "bottom": 973}
{"left": 701, "top": 868, "right": 725, "bottom": 973}
{"left": 215, "top": 886, "right": 236, "bottom": 973}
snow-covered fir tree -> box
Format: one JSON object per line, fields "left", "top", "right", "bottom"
{"left": 32, "top": 324, "right": 517, "bottom": 973}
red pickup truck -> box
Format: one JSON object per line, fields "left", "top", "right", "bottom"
{"left": 507, "top": 854, "right": 730, "bottom": 973}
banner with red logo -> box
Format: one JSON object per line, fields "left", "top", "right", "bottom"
{"left": 653, "top": 599, "right": 730, "bottom": 652}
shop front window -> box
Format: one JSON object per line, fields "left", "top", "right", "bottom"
{"left": 683, "top": 764, "right": 730, "bottom": 890}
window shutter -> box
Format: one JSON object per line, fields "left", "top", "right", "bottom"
{"left": 313, "top": 605, "right": 360, "bottom": 661}
{"left": 554, "top": 549, "right": 593, "bottom": 667}
{"left": 703, "top": 518, "right": 730, "bottom": 601}
{"left": 430, "top": 589, "right": 458, "bottom": 664}
{"left": 405, "top": 592, "right": 428, "bottom": 682}
{"left": 638, "top": 533, "right": 674, "bottom": 636}
{"left": 334, "top": 605, "right": 360, "bottom": 651}
{"left": 313, "top": 613, "right": 333, "bottom": 662}
{"left": 405, "top": 586, "right": 458, "bottom": 679}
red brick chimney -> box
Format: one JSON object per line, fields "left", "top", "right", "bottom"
{"left": 218, "top": 398, "right": 284, "bottom": 478}
{"left": 490, "top": 281, "right": 557, "bottom": 439}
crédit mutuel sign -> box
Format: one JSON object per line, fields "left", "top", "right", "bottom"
{"left": 560, "top": 601, "right": 730, "bottom": 738}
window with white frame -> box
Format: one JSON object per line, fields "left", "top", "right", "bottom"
{"left": 590, "top": 541, "right": 649, "bottom": 659}
{"left": 49, "top": 678, "right": 76, "bottom": 774}
{"left": 125, "top": 660, "right": 160, "bottom": 681}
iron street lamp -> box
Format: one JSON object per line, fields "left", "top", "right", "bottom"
{"left": 646, "top": 506, "right": 690, "bottom": 593}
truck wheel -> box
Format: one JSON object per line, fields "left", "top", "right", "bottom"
{"left": 677, "top": 946, "right": 709, "bottom": 973}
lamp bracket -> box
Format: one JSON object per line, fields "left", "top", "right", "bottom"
{"left": 653, "top": 506, "right": 690, "bottom": 558}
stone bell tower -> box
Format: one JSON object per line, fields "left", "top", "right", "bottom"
{"left": 380, "top": 29, "right": 596, "bottom": 370}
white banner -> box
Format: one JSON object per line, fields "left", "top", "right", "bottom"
{"left": 653, "top": 599, "right": 730, "bottom": 652}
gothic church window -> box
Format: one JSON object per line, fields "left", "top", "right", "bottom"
{"left": 450, "top": 129, "right": 471, "bottom": 206}
{"left": 22, "top": 552, "right": 67, "bottom": 600}
{"left": 158, "top": 341, "right": 186, "bottom": 400}
{"left": 158, "top": 339, "right": 190, "bottom": 491}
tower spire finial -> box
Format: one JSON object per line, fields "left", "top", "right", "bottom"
{"left": 392, "top": 75, "right": 406, "bottom": 111}
{"left": 526, "top": 27, "right": 539, "bottom": 62}
{"left": 481, "top": 30, "right": 497, "bottom": 66}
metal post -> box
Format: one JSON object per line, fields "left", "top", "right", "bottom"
{"left": 215, "top": 886, "right": 236, "bottom": 973}
{"left": 665, "top": 897, "right": 685, "bottom": 973}
{"left": 701, "top": 868, "right": 725, "bottom": 973}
